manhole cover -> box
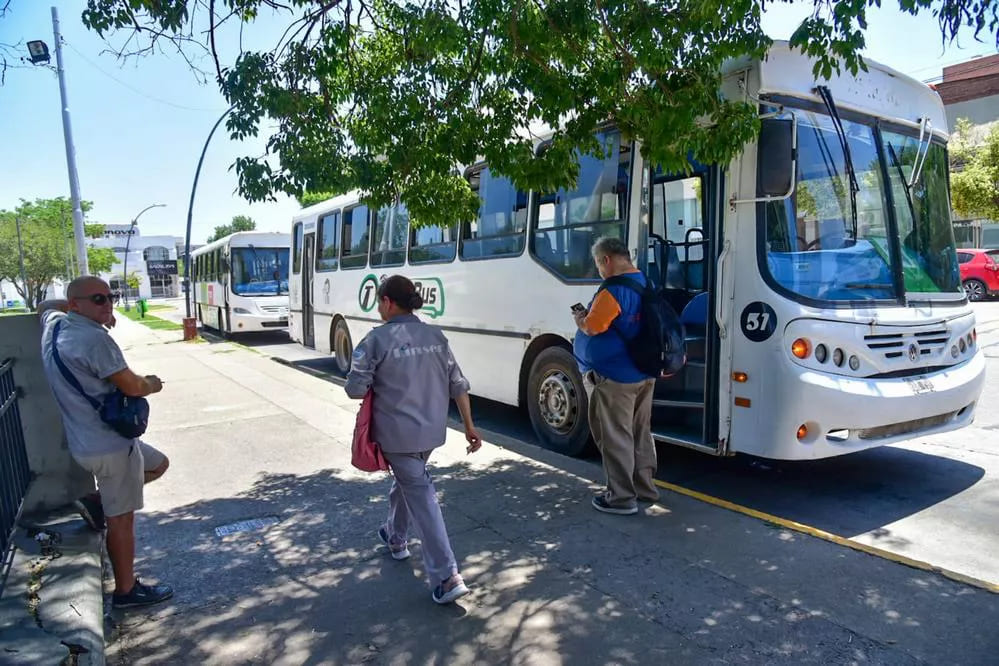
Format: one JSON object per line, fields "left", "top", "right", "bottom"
{"left": 214, "top": 515, "right": 280, "bottom": 537}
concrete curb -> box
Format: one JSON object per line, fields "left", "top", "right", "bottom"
{"left": 0, "top": 513, "right": 104, "bottom": 665}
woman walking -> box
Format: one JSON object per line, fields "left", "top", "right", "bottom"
{"left": 344, "top": 275, "right": 482, "bottom": 604}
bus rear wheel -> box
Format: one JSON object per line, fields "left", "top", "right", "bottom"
{"left": 526, "top": 347, "right": 591, "bottom": 457}
{"left": 333, "top": 319, "right": 353, "bottom": 375}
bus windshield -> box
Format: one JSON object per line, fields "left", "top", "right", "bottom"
{"left": 760, "top": 109, "right": 961, "bottom": 303}
{"left": 231, "top": 247, "right": 290, "bottom": 296}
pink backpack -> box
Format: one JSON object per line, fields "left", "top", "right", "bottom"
{"left": 351, "top": 391, "right": 389, "bottom": 472}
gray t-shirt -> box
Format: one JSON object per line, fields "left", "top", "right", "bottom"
{"left": 344, "top": 314, "right": 470, "bottom": 454}
{"left": 40, "top": 310, "right": 134, "bottom": 457}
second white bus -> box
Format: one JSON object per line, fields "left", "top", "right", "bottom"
{"left": 191, "top": 231, "right": 291, "bottom": 334}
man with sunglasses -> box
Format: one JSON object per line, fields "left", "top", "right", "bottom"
{"left": 38, "top": 276, "right": 173, "bottom": 609}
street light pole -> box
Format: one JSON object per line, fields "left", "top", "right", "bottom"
{"left": 184, "top": 105, "right": 233, "bottom": 323}
{"left": 121, "top": 203, "right": 166, "bottom": 311}
{"left": 51, "top": 7, "right": 89, "bottom": 275}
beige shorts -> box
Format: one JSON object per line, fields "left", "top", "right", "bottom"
{"left": 74, "top": 441, "right": 166, "bottom": 518}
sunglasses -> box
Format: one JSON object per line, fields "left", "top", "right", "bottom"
{"left": 74, "top": 292, "right": 120, "bottom": 306}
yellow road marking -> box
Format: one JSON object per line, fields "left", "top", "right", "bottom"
{"left": 653, "top": 478, "right": 999, "bottom": 595}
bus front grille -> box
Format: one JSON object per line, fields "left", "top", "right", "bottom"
{"left": 864, "top": 327, "right": 949, "bottom": 360}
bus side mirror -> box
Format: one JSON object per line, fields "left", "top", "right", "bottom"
{"left": 758, "top": 119, "right": 794, "bottom": 196}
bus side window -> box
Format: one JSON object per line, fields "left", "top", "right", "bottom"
{"left": 531, "top": 130, "right": 630, "bottom": 280}
{"left": 370, "top": 204, "right": 408, "bottom": 267}
{"left": 460, "top": 167, "right": 527, "bottom": 260}
{"left": 411, "top": 216, "right": 458, "bottom": 264}
{"left": 316, "top": 214, "right": 339, "bottom": 272}
{"left": 341, "top": 204, "right": 371, "bottom": 269}
{"left": 292, "top": 222, "right": 304, "bottom": 274}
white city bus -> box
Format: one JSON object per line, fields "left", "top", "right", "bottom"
{"left": 191, "top": 231, "right": 291, "bottom": 334}
{"left": 289, "top": 42, "right": 985, "bottom": 459}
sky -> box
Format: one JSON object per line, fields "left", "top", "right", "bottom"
{"left": 1, "top": 1, "right": 996, "bottom": 244}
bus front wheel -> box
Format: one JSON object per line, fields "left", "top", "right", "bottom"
{"left": 333, "top": 319, "right": 353, "bottom": 375}
{"left": 527, "top": 347, "right": 591, "bottom": 457}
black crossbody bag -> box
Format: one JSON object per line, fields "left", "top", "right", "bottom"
{"left": 51, "top": 320, "right": 149, "bottom": 439}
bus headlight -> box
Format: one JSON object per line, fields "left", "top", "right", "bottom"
{"left": 832, "top": 348, "right": 845, "bottom": 367}
{"left": 233, "top": 307, "right": 252, "bottom": 315}
{"left": 814, "top": 344, "right": 828, "bottom": 363}
{"left": 849, "top": 355, "right": 860, "bottom": 371}
{"left": 952, "top": 345, "right": 959, "bottom": 358}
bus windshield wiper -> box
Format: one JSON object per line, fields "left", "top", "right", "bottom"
{"left": 816, "top": 86, "right": 859, "bottom": 242}
{"left": 887, "top": 143, "right": 917, "bottom": 233}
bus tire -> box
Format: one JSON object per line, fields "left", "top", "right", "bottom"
{"left": 526, "top": 347, "right": 591, "bottom": 457}
{"left": 333, "top": 318, "right": 353, "bottom": 374}
{"left": 964, "top": 279, "right": 986, "bottom": 301}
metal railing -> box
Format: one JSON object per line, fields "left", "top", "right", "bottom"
{"left": 0, "top": 358, "right": 30, "bottom": 560}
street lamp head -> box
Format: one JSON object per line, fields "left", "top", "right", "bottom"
{"left": 26, "top": 41, "right": 51, "bottom": 65}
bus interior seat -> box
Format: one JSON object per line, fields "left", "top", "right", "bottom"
{"left": 680, "top": 291, "right": 709, "bottom": 362}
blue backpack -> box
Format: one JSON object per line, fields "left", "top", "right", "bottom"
{"left": 51, "top": 320, "right": 149, "bottom": 439}
{"left": 600, "top": 275, "right": 687, "bottom": 377}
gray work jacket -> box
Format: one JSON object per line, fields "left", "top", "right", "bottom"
{"left": 344, "top": 314, "right": 470, "bottom": 453}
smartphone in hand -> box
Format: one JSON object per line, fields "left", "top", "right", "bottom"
{"left": 571, "top": 303, "right": 586, "bottom": 314}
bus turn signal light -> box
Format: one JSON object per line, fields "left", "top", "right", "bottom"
{"left": 732, "top": 372, "right": 748, "bottom": 383}
{"left": 791, "top": 338, "right": 811, "bottom": 359}
{"left": 797, "top": 424, "right": 808, "bottom": 440}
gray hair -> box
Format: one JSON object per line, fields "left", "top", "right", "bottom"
{"left": 591, "top": 236, "right": 630, "bottom": 260}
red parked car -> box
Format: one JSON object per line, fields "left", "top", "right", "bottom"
{"left": 957, "top": 249, "right": 999, "bottom": 301}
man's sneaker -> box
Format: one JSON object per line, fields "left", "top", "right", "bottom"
{"left": 591, "top": 494, "right": 638, "bottom": 516}
{"left": 378, "top": 526, "right": 411, "bottom": 560}
{"left": 73, "top": 495, "right": 105, "bottom": 531}
{"left": 112, "top": 578, "right": 173, "bottom": 609}
{"left": 432, "top": 575, "right": 469, "bottom": 605}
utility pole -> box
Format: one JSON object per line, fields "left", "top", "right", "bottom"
{"left": 51, "top": 6, "right": 89, "bottom": 275}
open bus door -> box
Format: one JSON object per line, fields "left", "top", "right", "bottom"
{"left": 302, "top": 232, "right": 316, "bottom": 348}
{"left": 643, "top": 163, "right": 728, "bottom": 455}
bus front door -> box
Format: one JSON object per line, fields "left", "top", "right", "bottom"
{"left": 645, "top": 165, "right": 725, "bottom": 455}
{"left": 302, "top": 233, "right": 316, "bottom": 348}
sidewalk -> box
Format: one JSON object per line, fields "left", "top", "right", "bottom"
{"left": 106, "top": 317, "right": 999, "bottom": 665}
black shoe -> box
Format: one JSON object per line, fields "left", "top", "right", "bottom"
{"left": 73, "top": 495, "right": 105, "bottom": 531}
{"left": 591, "top": 495, "right": 638, "bottom": 515}
{"left": 112, "top": 578, "right": 173, "bottom": 609}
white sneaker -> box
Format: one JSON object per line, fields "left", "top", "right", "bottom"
{"left": 432, "top": 575, "right": 469, "bottom": 604}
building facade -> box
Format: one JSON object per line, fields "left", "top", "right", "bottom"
{"left": 934, "top": 54, "right": 999, "bottom": 247}
{"left": 89, "top": 224, "right": 183, "bottom": 300}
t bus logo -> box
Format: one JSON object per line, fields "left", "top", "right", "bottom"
{"left": 359, "top": 275, "right": 380, "bottom": 312}
{"left": 358, "top": 274, "right": 446, "bottom": 319}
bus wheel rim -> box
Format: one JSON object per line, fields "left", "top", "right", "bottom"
{"left": 538, "top": 370, "right": 577, "bottom": 434}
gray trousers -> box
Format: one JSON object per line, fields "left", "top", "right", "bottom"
{"left": 382, "top": 450, "right": 458, "bottom": 587}
{"left": 586, "top": 372, "right": 658, "bottom": 508}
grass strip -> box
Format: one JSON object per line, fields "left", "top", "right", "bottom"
{"left": 116, "top": 307, "right": 183, "bottom": 331}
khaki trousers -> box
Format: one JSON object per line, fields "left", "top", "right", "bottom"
{"left": 586, "top": 372, "right": 658, "bottom": 508}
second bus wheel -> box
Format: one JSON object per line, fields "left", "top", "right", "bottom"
{"left": 527, "top": 346, "right": 592, "bottom": 457}
{"left": 333, "top": 319, "right": 353, "bottom": 374}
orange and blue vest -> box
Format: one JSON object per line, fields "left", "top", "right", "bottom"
{"left": 573, "top": 271, "right": 648, "bottom": 383}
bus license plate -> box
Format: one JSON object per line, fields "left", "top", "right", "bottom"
{"left": 905, "top": 377, "right": 935, "bottom": 395}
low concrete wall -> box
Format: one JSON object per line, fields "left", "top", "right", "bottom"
{"left": 0, "top": 314, "right": 94, "bottom": 514}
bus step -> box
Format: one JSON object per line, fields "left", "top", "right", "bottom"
{"left": 653, "top": 398, "right": 704, "bottom": 409}
{"left": 651, "top": 430, "right": 720, "bottom": 455}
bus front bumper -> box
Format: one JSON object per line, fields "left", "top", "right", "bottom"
{"left": 230, "top": 312, "right": 288, "bottom": 332}
{"left": 760, "top": 351, "right": 985, "bottom": 460}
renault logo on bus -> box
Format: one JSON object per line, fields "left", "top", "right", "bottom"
{"left": 908, "top": 343, "right": 919, "bottom": 362}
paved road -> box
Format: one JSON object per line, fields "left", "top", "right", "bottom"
{"left": 148, "top": 296, "right": 999, "bottom": 590}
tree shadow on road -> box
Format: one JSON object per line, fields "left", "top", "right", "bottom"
{"left": 106, "top": 457, "right": 999, "bottom": 665}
